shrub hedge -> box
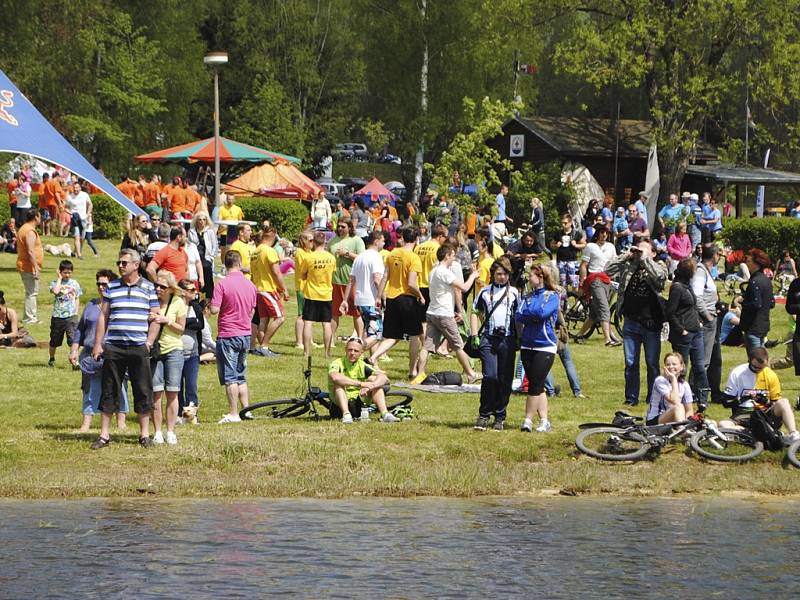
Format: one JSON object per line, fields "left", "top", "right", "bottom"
{"left": 721, "top": 217, "right": 800, "bottom": 263}
{"left": 237, "top": 197, "right": 309, "bottom": 241}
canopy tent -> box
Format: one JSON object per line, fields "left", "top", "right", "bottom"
{"left": 0, "top": 68, "right": 143, "bottom": 215}
{"left": 222, "top": 161, "right": 323, "bottom": 199}
{"left": 561, "top": 161, "right": 604, "bottom": 223}
{"left": 352, "top": 177, "right": 397, "bottom": 205}
{"left": 135, "top": 136, "right": 301, "bottom": 166}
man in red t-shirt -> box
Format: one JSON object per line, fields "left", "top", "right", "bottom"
{"left": 146, "top": 226, "right": 189, "bottom": 282}
{"left": 38, "top": 173, "right": 60, "bottom": 235}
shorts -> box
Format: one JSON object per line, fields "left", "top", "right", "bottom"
{"left": 216, "top": 335, "right": 250, "bottom": 385}
{"left": 257, "top": 291, "right": 284, "bottom": 319}
{"left": 520, "top": 349, "right": 556, "bottom": 395}
{"left": 558, "top": 260, "right": 579, "bottom": 287}
{"left": 40, "top": 207, "right": 52, "bottom": 221}
{"left": 152, "top": 349, "right": 185, "bottom": 393}
{"left": 359, "top": 305, "right": 383, "bottom": 339}
{"left": 332, "top": 283, "right": 359, "bottom": 317}
{"left": 419, "top": 287, "right": 431, "bottom": 322}
{"left": 383, "top": 295, "right": 423, "bottom": 339}
{"left": 732, "top": 406, "right": 781, "bottom": 428}
{"left": 302, "top": 298, "right": 332, "bottom": 323}
{"left": 424, "top": 314, "right": 464, "bottom": 351}
{"left": 49, "top": 316, "right": 78, "bottom": 347}
{"left": 589, "top": 278, "right": 611, "bottom": 322}
{"left": 296, "top": 290, "right": 305, "bottom": 316}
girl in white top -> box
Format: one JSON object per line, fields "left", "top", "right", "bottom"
{"left": 311, "top": 195, "right": 332, "bottom": 230}
{"left": 646, "top": 352, "right": 694, "bottom": 425}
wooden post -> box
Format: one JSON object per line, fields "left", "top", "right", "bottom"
{"left": 735, "top": 183, "right": 742, "bottom": 217}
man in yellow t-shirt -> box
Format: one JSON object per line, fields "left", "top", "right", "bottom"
{"left": 719, "top": 347, "right": 799, "bottom": 442}
{"left": 251, "top": 226, "right": 289, "bottom": 357}
{"left": 228, "top": 224, "right": 254, "bottom": 279}
{"left": 218, "top": 194, "right": 245, "bottom": 252}
{"left": 370, "top": 227, "right": 425, "bottom": 378}
{"left": 296, "top": 231, "right": 336, "bottom": 357}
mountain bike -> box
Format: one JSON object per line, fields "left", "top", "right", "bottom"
{"left": 239, "top": 357, "right": 413, "bottom": 420}
{"left": 563, "top": 284, "right": 624, "bottom": 341}
{"left": 689, "top": 391, "right": 782, "bottom": 463}
{"left": 575, "top": 411, "right": 724, "bottom": 462}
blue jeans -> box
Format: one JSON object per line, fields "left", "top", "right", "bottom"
{"left": 478, "top": 335, "right": 516, "bottom": 419}
{"left": 82, "top": 371, "right": 129, "bottom": 415}
{"left": 623, "top": 319, "right": 662, "bottom": 405}
{"left": 152, "top": 349, "right": 185, "bottom": 393}
{"left": 544, "top": 344, "right": 582, "bottom": 396}
{"left": 178, "top": 353, "right": 200, "bottom": 414}
{"left": 744, "top": 333, "right": 764, "bottom": 352}
{"left": 671, "top": 329, "right": 710, "bottom": 405}
{"left": 217, "top": 335, "right": 250, "bottom": 385}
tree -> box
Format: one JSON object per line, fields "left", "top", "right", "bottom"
{"left": 550, "top": 0, "right": 800, "bottom": 202}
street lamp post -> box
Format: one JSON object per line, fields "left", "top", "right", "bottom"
{"left": 203, "top": 51, "right": 228, "bottom": 210}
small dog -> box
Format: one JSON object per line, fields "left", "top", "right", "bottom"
{"left": 181, "top": 403, "right": 199, "bottom": 425}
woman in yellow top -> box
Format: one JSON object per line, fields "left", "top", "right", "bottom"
{"left": 217, "top": 194, "right": 245, "bottom": 252}
{"left": 296, "top": 231, "right": 336, "bottom": 357}
{"left": 293, "top": 230, "right": 314, "bottom": 348}
{"left": 151, "top": 270, "right": 188, "bottom": 446}
{"left": 475, "top": 238, "right": 495, "bottom": 294}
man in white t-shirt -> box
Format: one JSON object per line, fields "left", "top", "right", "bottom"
{"left": 340, "top": 231, "right": 385, "bottom": 348}
{"left": 413, "top": 243, "right": 480, "bottom": 384}
{"left": 66, "top": 181, "right": 92, "bottom": 259}
{"left": 576, "top": 225, "right": 619, "bottom": 345}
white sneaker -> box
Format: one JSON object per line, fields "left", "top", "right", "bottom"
{"left": 536, "top": 420, "right": 552, "bottom": 433}
{"left": 341, "top": 413, "right": 354, "bottom": 424}
{"left": 218, "top": 413, "right": 242, "bottom": 424}
{"left": 520, "top": 418, "right": 533, "bottom": 433}
{"left": 165, "top": 431, "right": 177, "bottom": 445}
{"left": 153, "top": 431, "right": 165, "bottom": 444}
{"left": 783, "top": 430, "right": 800, "bottom": 444}
{"left": 380, "top": 412, "right": 400, "bottom": 423}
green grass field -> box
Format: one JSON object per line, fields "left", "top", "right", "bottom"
{"left": 1, "top": 237, "right": 799, "bottom": 498}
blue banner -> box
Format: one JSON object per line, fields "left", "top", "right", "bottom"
{"left": 0, "top": 69, "right": 143, "bottom": 215}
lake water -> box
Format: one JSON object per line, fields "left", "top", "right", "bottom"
{"left": 1, "top": 496, "right": 799, "bottom": 598}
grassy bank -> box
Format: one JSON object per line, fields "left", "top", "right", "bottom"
{"left": 1, "top": 238, "right": 799, "bottom": 499}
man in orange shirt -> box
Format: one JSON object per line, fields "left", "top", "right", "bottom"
{"left": 39, "top": 173, "right": 60, "bottom": 236}
{"left": 143, "top": 175, "right": 160, "bottom": 207}
{"left": 146, "top": 227, "right": 189, "bottom": 282}
{"left": 133, "top": 175, "right": 147, "bottom": 208}
{"left": 16, "top": 209, "right": 44, "bottom": 323}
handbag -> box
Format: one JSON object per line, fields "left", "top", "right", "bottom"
{"left": 464, "top": 286, "right": 510, "bottom": 359}
{"left": 149, "top": 295, "right": 174, "bottom": 361}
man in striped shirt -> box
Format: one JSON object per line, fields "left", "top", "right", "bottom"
{"left": 90, "top": 249, "right": 161, "bottom": 449}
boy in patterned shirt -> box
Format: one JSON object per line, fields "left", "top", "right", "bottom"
{"left": 48, "top": 259, "right": 83, "bottom": 367}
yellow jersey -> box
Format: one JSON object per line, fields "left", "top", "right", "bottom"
{"left": 295, "top": 247, "right": 311, "bottom": 289}
{"left": 299, "top": 250, "right": 335, "bottom": 301}
{"left": 251, "top": 244, "right": 281, "bottom": 293}
{"left": 414, "top": 239, "right": 440, "bottom": 288}
{"left": 229, "top": 239, "right": 254, "bottom": 280}
{"left": 218, "top": 204, "right": 244, "bottom": 235}
{"left": 475, "top": 255, "right": 494, "bottom": 292}
{"left": 384, "top": 247, "right": 422, "bottom": 299}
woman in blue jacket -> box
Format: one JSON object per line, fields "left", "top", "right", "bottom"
{"left": 516, "top": 263, "right": 561, "bottom": 432}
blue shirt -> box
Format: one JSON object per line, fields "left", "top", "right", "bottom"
{"left": 688, "top": 201, "right": 703, "bottom": 228}
{"left": 702, "top": 205, "right": 722, "bottom": 231}
{"left": 495, "top": 193, "right": 506, "bottom": 221}
{"left": 102, "top": 277, "right": 159, "bottom": 346}
{"left": 634, "top": 199, "right": 648, "bottom": 223}
{"left": 720, "top": 312, "right": 737, "bottom": 343}
{"left": 76, "top": 298, "right": 102, "bottom": 350}
{"left": 658, "top": 203, "right": 687, "bottom": 224}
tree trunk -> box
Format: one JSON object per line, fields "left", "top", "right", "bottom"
{"left": 412, "top": 0, "right": 428, "bottom": 206}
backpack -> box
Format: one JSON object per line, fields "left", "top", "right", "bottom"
{"left": 421, "top": 371, "right": 463, "bottom": 386}
{"left": 749, "top": 409, "right": 784, "bottom": 451}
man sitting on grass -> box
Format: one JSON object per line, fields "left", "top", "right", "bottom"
{"left": 719, "top": 346, "right": 800, "bottom": 444}
{"left": 328, "top": 337, "right": 399, "bottom": 424}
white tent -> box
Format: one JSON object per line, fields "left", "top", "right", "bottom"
{"left": 561, "top": 161, "right": 605, "bottom": 224}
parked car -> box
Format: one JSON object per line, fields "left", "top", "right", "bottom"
{"left": 316, "top": 177, "right": 345, "bottom": 201}
{"left": 379, "top": 153, "right": 402, "bottom": 165}
{"left": 334, "top": 143, "right": 369, "bottom": 162}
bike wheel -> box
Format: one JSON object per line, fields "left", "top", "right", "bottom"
{"left": 612, "top": 303, "right": 624, "bottom": 339}
{"left": 564, "top": 292, "right": 592, "bottom": 339}
{"left": 786, "top": 440, "right": 800, "bottom": 469}
{"left": 385, "top": 391, "right": 413, "bottom": 411}
{"left": 240, "top": 398, "right": 311, "bottom": 420}
{"left": 690, "top": 428, "right": 764, "bottom": 462}
{"left": 575, "top": 426, "right": 650, "bottom": 461}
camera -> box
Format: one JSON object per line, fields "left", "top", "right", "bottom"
{"left": 492, "top": 327, "right": 507, "bottom": 337}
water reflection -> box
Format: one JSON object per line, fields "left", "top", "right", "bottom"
{"left": 1, "top": 497, "right": 799, "bottom": 598}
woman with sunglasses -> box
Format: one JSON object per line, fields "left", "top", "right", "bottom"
{"left": 151, "top": 270, "right": 188, "bottom": 445}
{"left": 69, "top": 270, "right": 129, "bottom": 432}
{"left": 188, "top": 211, "right": 218, "bottom": 297}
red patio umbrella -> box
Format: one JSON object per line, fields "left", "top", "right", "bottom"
{"left": 135, "top": 136, "right": 301, "bottom": 165}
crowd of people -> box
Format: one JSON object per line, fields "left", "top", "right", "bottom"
{"left": 4, "top": 169, "right": 800, "bottom": 450}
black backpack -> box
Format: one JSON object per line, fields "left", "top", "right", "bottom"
{"left": 749, "top": 409, "right": 784, "bottom": 451}
{"left": 421, "top": 371, "right": 463, "bottom": 386}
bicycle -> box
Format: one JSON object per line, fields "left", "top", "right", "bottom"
{"left": 689, "top": 391, "right": 785, "bottom": 463}
{"left": 575, "top": 411, "right": 724, "bottom": 462}
{"left": 563, "top": 284, "right": 624, "bottom": 341}
{"left": 239, "top": 357, "right": 413, "bottom": 421}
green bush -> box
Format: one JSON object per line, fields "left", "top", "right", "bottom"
{"left": 720, "top": 217, "right": 800, "bottom": 263}
{"left": 332, "top": 162, "right": 403, "bottom": 183}
{"left": 90, "top": 194, "right": 129, "bottom": 239}
{"left": 0, "top": 193, "right": 10, "bottom": 224}
{"left": 237, "top": 197, "right": 309, "bottom": 241}
{"left": 509, "top": 161, "right": 576, "bottom": 243}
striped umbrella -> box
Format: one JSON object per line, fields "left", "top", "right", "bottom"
{"left": 135, "top": 136, "right": 301, "bottom": 165}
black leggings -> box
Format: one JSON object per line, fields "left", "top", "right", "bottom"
{"left": 521, "top": 349, "right": 556, "bottom": 395}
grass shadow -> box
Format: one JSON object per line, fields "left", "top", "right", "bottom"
{"left": 48, "top": 431, "right": 140, "bottom": 444}
{"left": 16, "top": 362, "right": 51, "bottom": 368}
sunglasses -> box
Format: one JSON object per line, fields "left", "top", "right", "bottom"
{"left": 156, "top": 283, "right": 169, "bottom": 290}
{"left": 116, "top": 260, "right": 131, "bottom": 267}
{"left": 96, "top": 281, "right": 108, "bottom": 287}
{"left": 346, "top": 336, "right": 364, "bottom": 346}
